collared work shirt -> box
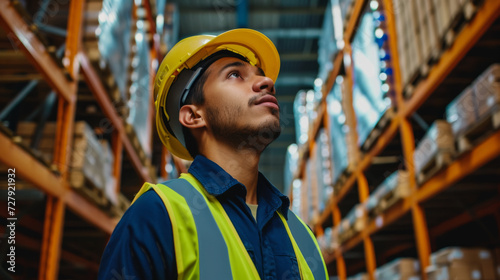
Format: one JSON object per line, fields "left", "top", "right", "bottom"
{"left": 98, "top": 155, "right": 301, "bottom": 279}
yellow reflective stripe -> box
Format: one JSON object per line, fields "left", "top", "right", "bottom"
{"left": 182, "top": 173, "right": 261, "bottom": 280}
{"left": 152, "top": 183, "right": 200, "bottom": 280}
{"left": 293, "top": 215, "right": 329, "bottom": 279}
{"left": 277, "top": 212, "right": 314, "bottom": 280}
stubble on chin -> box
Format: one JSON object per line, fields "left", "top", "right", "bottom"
{"left": 206, "top": 104, "right": 281, "bottom": 153}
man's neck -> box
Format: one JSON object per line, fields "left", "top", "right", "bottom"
{"left": 202, "top": 143, "right": 260, "bottom": 204}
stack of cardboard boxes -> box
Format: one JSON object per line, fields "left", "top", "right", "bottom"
{"left": 426, "top": 247, "right": 497, "bottom": 280}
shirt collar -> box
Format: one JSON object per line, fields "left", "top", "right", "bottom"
{"left": 188, "top": 155, "right": 290, "bottom": 218}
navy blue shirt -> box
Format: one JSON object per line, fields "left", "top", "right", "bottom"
{"left": 98, "top": 155, "right": 300, "bottom": 279}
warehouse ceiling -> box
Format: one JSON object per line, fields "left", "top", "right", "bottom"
{"left": 161, "top": 0, "right": 329, "bottom": 192}
{"left": 0, "top": 0, "right": 329, "bottom": 197}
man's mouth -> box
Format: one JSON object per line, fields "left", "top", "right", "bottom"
{"left": 254, "top": 94, "right": 279, "bottom": 110}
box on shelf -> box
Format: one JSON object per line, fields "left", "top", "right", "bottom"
{"left": 98, "top": 0, "right": 134, "bottom": 102}
{"left": 15, "top": 121, "right": 119, "bottom": 209}
{"left": 125, "top": 19, "right": 153, "bottom": 161}
{"left": 99, "top": 139, "right": 118, "bottom": 207}
{"left": 291, "top": 178, "right": 303, "bottom": 217}
{"left": 15, "top": 122, "right": 58, "bottom": 165}
{"left": 326, "top": 77, "right": 355, "bottom": 192}
{"left": 426, "top": 247, "right": 496, "bottom": 280}
{"left": 473, "top": 64, "right": 500, "bottom": 121}
{"left": 446, "top": 87, "right": 477, "bottom": 137}
{"left": 493, "top": 247, "right": 500, "bottom": 280}
{"left": 365, "top": 170, "right": 411, "bottom": 218}
{"left": 446, "top": 64, "right": 500, "bottom": 153}
{"left": 346, "top": 273, "right": 369, "bottom": 280}
{"left": 294, "top": 90, "right": 311, "bottom": 147}
{"left": 318, "top": 227, "right": 334, "bottom": 254}
{"left": 375, "top": 258, "right": 420, "bottom": 280}
{"left": 315, "top": 129, "right": 333, "bottom": 213}
{"left": 283, "top": 144, "right": 299, "bottom": 196}
{"left": 351, "top": 4, "right": 394, "bottom": 150}
{"left": 337, "top": 204, "right": 366, "bottom": 244}
{"left": 317, "top": 0, "right": 340, "bottom": 82}
{"left": 413, "top": 120, "right": 455, "bottom": 184}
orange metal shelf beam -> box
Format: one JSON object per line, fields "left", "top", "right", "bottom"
{"left": 325, "top": 129, "right": 500, "bottom": 261}
{"left": 430, "top": 197, "right": 500, "bottom": 238}
{"left": 79, "top": 52, "right": 152, "bottom": 183}
{"left": 344, "top": 0, "right": 368, "bottom": 43}
{"left": 0, "top": 132, "right": 117, "bottom": 235}
{"left": 65, "top": 191, "right": 118, "bottom": 234}
{"left": 323, "top": 51, "right": 344, "bottom": 97}
{"left": 401, "top": 0, "right": 500, "bottom": 118}
{"left": 0, "top": 0, "right": 75, "bottom": 103}
{"left": 417, "top": 129, "right": 500, "bottom": 203}
{"left": 315, "top": 116, "right": 400, "bottom": 228}
{"left": 0, "top": 132, "right": 66, "bottom": 197}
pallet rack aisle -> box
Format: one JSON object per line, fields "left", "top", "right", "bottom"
{"left": 0, "top": 0, "right": 161, "bottom": 278}
{"left": 294, "top": 0, "right": 500, "bottom": 279}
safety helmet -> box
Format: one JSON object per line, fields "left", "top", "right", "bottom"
{"left": 154, "top": 28, "right": 280, "bottom": 160}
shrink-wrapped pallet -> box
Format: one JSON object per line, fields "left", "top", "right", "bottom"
{"left": 352, "top": 8, "right": 392, "bottom": 148}
{"left": 338, "top": 204, "right": 366, "bottom": 243}
{"left": 317, "top": 0, "right": 339, "bottom": 82}
{"left": 376, "top": 258, "right": 420, "bottom": 280}
{"left": 315, "top": 129, "right": 333, "bottom": 213}
{"left": 473, "top": 64, "right": 500, "bottom": 119}
{"left": 326, "top": 82, "right": 349, "bottom": 187}
{"left": 446, "top": 87, "right": 477, "bottom": 136}
{"left": 283, "top": 144, "right": 299, "bottom": 197}
{"left": 413, "top": 120, "right": 455, "bottom": 183}
{"left": 365, "top": 170, "right": 410, "bottom": 217}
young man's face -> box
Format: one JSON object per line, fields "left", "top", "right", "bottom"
{"left": 200, "top": 56, "right": 281, "bottom": 152}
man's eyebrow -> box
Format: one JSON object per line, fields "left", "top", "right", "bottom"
{"left": 218, "top": 61, "right": 246, "bottom": 76}
{"left": 256, "top": 67, "right": 265, "bottom": 77}
{"left": 217, "top": 60, "right": 267, "bottom": 77}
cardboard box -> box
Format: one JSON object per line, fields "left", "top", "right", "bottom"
{"left": 376, "top": 258, "right": 420, "bottom": 280}
{"left": 430, "top": 247, "right": 496, "bottom": 280}
{"left": 413, "top": 120, "right": 455, "bottom": 175}
{"left": 492, "top": 247, "right": 500, "bottom": 279}
{"left": 446, "top": 86, "right": 477, "bottom": 136}
{"left": 473, "top": 64, "right": 500, "bottom": 118}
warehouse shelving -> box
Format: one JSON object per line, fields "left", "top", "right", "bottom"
{"left": 0, "top": 0, "right": 160, "bottom": 278}
{"left": 293, "top": 0, "right": 500, "bottom": 279}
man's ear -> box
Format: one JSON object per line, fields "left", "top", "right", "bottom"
{"left": 179, "top": 105, "right": 205, "bottom": 129}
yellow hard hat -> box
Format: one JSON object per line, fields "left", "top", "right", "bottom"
{"left": 154, "top": 28, "right": 280, "bottom": 160}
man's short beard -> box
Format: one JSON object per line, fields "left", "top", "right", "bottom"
{"left": 205, "top": 104, "right": 281, "bottom": 154}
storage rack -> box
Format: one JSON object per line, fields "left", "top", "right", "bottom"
{"left": 293, "top": 0, "right": 500, "bottom": 279}
{"left": 0, "top": 0, "right": 160, "bottom": 278}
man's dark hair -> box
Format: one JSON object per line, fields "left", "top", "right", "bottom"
{"left": 182, "top": 70, "right": 209, "bottom": 158}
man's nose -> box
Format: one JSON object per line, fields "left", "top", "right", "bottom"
{"left": 252, "top": 75, "right": 275, "bottom": 94}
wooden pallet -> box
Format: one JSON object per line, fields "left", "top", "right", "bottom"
{"left": 457, "top": 106, "right": 500, "bottom": 154}
{"left": 416, "top": 150, "right": 454, "bottom": 185}
{"left": 69, "top": 169, "right": 109, "bottom": 208}
{"left": 105, "top": 192, "right": 131, "bottom": 217}
{"left": 361, "top": 107, "right": 396, "bottom": 152}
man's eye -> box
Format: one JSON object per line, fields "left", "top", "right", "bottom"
{"left": 228, "top": 71, "right": 241, "bottom": 79}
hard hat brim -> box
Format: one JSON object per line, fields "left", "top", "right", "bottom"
{"left": 203, "top": 29, "right": 280, "bottom": 82}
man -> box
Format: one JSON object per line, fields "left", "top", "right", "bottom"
{"left": 98, "top": 29, "right": 328, "bottom": 280}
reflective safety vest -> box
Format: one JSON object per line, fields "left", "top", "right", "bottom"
{"left": 132, "top": 173, "right": 328, "bottom": 280}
